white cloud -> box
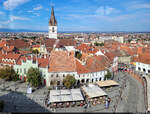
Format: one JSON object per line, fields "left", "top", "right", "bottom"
{"left": 10, "top": 15, "right": 30, "bottom": 21}
{"left": 0, "top": 20, "right": 10, "bottom": 25}
{"left": 130, "top": 3, "right": 150, "bottom": 9}
{"left": 126, "top": 1, "right": 150, "bottom": 10}
{"left": 0, "top": 20, "right": 11, "bottom": 28}
{"left": 3, "top": 0, "right": 30, "bottom": 10}
{"left": 0, "top": 11, "right": 5, "bottom": 15}
{"left": 96, "top": 6, "right": 119, "bottom": 16}
{"left": 33, "top": 5, "right": 43, "bottom": 10}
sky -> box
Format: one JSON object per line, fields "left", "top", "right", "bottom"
{"left": 0, "top": 0, "right": 150, "bottom": 32}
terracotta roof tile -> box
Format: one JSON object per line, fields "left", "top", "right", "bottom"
{"left": 2, "top": 46, "right": 15, "bottom": 52}
{"left": 6, "top": 39, "right": 30, "bottom": 49}
{"left": 32, "top": 44, "right": 40, "bottom": 48}
{"left": 3, "top": 53, "right": 21, "bottom": 60}
{"left": 76, "top": 55, "right": 110, "bottom": 74}
{"left": 49, "top": 50, "right": 76, "bottom": 72}
{"left": 76, "top": 44, "right": 98, "bottom": 54}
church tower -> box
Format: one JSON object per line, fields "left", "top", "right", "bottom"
{"left": 48, "top": 7, "right": 57, "bottom": 39}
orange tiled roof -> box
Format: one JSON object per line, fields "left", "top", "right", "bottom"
{"left": 105, "top": 50, "right": 121, "bottom": 63}
{"left": 3, "top": 53, "right": 21, "bottom": 60}
{"left": 76, "top": 60, "right": 89, "bottom": 74}
{"left": 0, "top": 41, "right": 6, "bottom": 48}
{"left": 49, "top": 50, "right": 76, "bottom": 72}
{"left": 16, "top": 55, "right": 49, "bottom": 68}
{"left": 38, "top": 58, "right": 49, "bottom": 68}
{"left": 6, "top": 39, "right": 30, "bottom": 49}
{"left": 0, "top": 53, "right": 21, "bottom": 65}
{"left": 32, "top": 44, "right": 40, "bottom": 48}
{"left": 76, "top": 44, "right": 98, "bottom": 54}
{"left": 133, "top": 53, "right": 150, "bottom": 64}
{"left": 19, "top": 50, "right": 32, "bottom": 55}
{"left": 76, "top": 55, "right": 110, "bottom": 74}
{"left": 2, "top": 46, "right": 15, "bottom": 52}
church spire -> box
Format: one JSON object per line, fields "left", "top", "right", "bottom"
{"left": 49, "top": 7, "right": 57, "bottom": 26}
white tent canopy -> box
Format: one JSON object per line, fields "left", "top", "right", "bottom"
{"left": 50, "top": 90, "right": 60, "bottom": 96}
{"left": 96, "top": 80, "right": 119, "bottom": 87}
{"left": 50, "top": 95, "right": 61, "bottom": 103}
{"left": 49, "top": 89, "right": 84, "bottom": 103}
{"left": 60, "top": 90, "right": 71, "bottom": 95}
{"left": 81, "top": 84, "right": 107, "bottom": 98}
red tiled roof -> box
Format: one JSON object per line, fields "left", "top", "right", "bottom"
{"left": 49, "top": 50, "right": 76, "bottom": 72}
{"left": 3, "top": 53, "right": 21, "bottom": 60}
{"left": 2, "top": 46, "right": 15, "bottom": 52}
{"left": 32, "top": 44, "right": 40, "bottom": 48}
{"left": 16, "top": 56, "right": 26, "bottom": 65}
{"left": 120, "top": 46, "right": 137, "bottom": 56}
{"left": 38, "top": 58, "right": 49, "bottom": 68}
{"left": 6, "top": 39, "right": 30, "bottom": 49}
{"left": 0, "top": 41, "right": 6, "bottom": 48}
{"left": 76, "top": 44, "right": 98, "bottom": 54}
{"left": 19, "top": 50, "right": 32, "bottom": 55}
{"left": 0, "top": 53, "right": 21, "bottom": 65}
{"left": 76, "top": 55, "right": 110, "bottom": 74}
{"left": 105, "top": 50, "right": 121, "bottom": 63}
{"left": 56, "top": 39, "right": 77, "bottom": 47}
{"left": 41, "top": 39, "right": 77, "bottom": 48}
{"left": 41, "top": 39, "right": 56, "bottom": 47}
{"left": 133, "top": 53, "right": 150, "bottom": 64}
{"left": 76, "top": 60, "right": 89, "bottom": 74}
{"left": 46, "top": 47, "right": 53, "bottom": 53}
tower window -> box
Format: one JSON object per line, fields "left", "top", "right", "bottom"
{"left": 52, "top": 27, "right": 55, "bottom": 32}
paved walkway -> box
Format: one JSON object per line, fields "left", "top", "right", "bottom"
{"left": 116, "top": 72, "right": 146, "bottom": 113}
{"left": 0, "top": 71, "right": 146, "bottom": 113}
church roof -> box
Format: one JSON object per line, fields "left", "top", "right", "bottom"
{"left": 49, "top": 7, "right": 57, "bottom": 26}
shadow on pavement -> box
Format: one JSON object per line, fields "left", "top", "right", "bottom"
{"left": 0, "top": 90, "right": 50, "bottom": 113}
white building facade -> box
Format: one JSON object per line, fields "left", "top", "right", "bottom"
{"left": 136, "top": 62, "right": 150, "bottom": 74}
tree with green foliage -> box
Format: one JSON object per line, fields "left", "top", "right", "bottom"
{"left": 0, "top": 67, "right": 19, "bottom": 81}
{"left": 63, "top": 75, "right": 76, "bottom": 89}
{"left": 104, "top": 70, "right": 112, "bottom": 80}
{"left": 128, "top": 39, "right": 132, "bottom": 43}
{"left": 32, "top": 49, "right": 39, "bottom": 54}
{"left": 27, "top": 67, "right": 42, "bottom": 87}
{"left": 75, "top": 52, "right": 82, "bottom": 59}
{"left": 94, "top": 42, "right": 104, "bottom": 46}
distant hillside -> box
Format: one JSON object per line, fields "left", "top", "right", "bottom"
{"left": 0, "top": 28, "right": 150, "bottom": 33}
{"left": 0, "top": 28, "right": 47, "bottom": 32}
